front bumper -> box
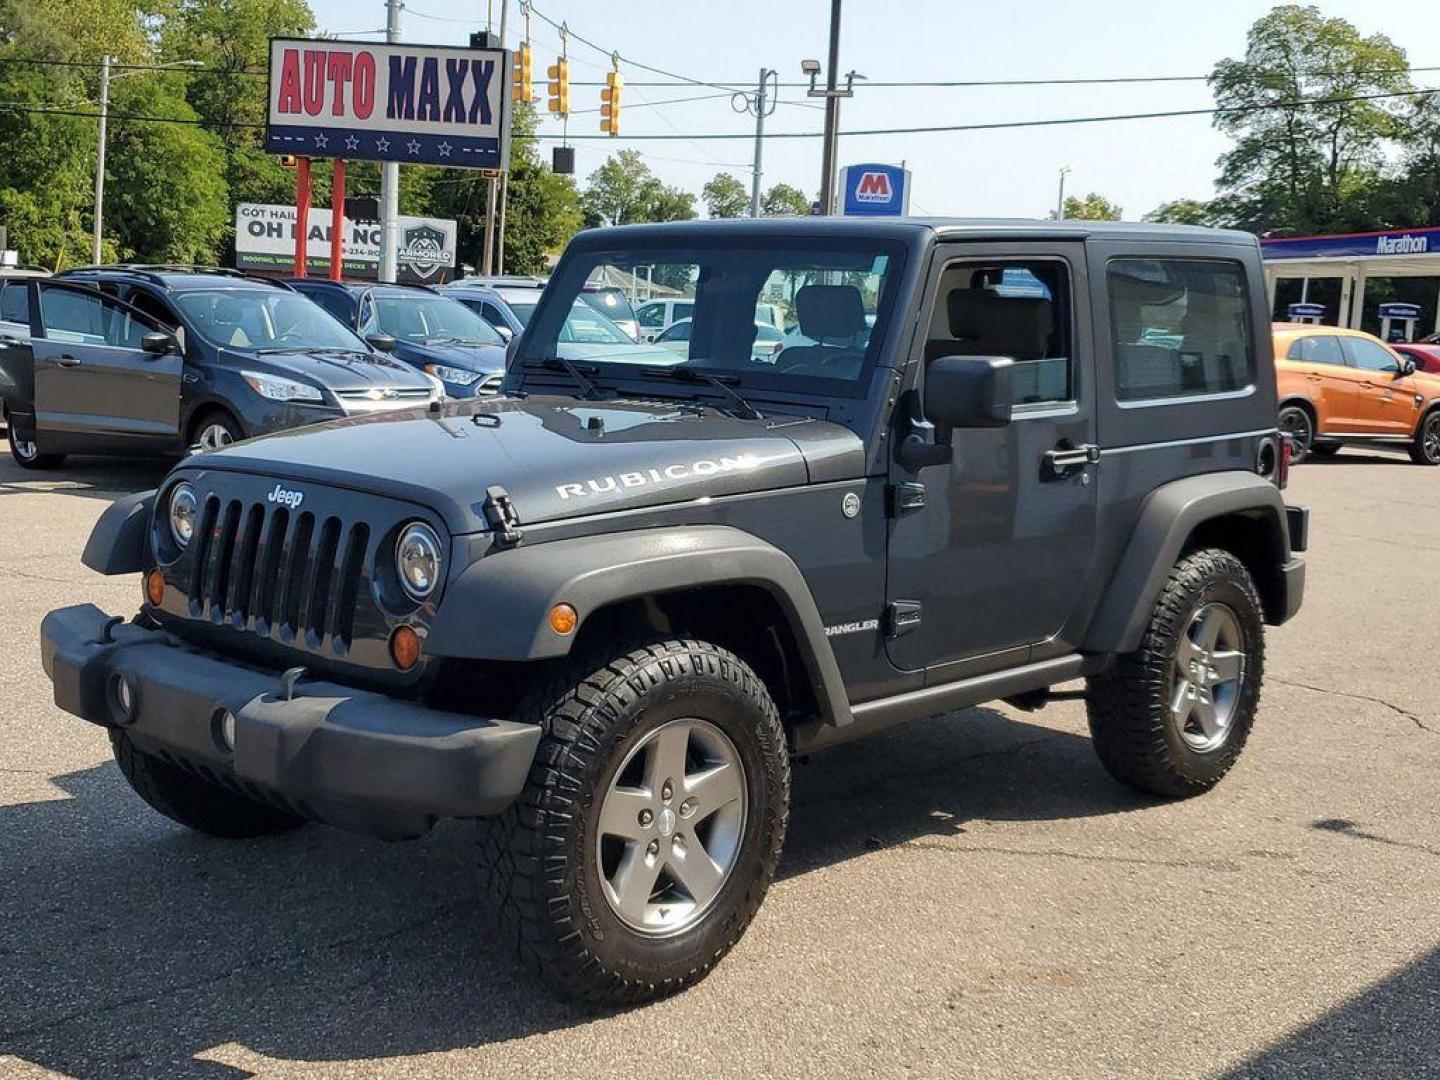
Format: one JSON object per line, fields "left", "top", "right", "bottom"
{"left": 41, "top": 604, "right": 540, "bottom": 838}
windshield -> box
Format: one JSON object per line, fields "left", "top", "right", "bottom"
{"left": 520, "top": 243, "right": 903, "bottom": 395}
{"left": 175, "top": 289, "right": 368, "bottom": 352}
{"left": 365, "top": 292, "right": 504, "bottom": 345}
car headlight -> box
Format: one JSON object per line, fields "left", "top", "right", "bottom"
{"left": 168, "top": 482, "right": 198, "bottom": 547}
{"left": 396, "top": 522, "right": 442, "bottom": 601}
{"left": 242, "top": 371, "right": 324, "bottom": 403}
{"left": 424, "top": 363, "right": 484, "bottom": 387}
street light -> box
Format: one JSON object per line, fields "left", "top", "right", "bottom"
{"left": 1055, "top": 165, "right": 1072, "bottom": 221}
{"left": 92, "top": 57, "right": 202, "bottom": 264}
{"left": 803, "top": 2, "right": 862, "bottom": 217}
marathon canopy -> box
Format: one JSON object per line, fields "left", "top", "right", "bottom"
{"left": 265, "top": 38, "right": 510, "bottom": 170}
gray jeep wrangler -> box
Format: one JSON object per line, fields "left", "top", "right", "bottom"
{"left": 41, "top": 218, "right": 1307, "bottom": 1004}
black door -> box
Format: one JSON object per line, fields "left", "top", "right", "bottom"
{"left": 885, "top": 242, "right": 1099, "bottom": 676}
{"left": 32, "top": 282, "right": 183, "bottom": 452}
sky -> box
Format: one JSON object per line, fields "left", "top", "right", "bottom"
{"left": 305, "top": 0, "right": 1440, "bottom": 220}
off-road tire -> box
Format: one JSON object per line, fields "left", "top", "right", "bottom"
{"left": 7, "top": 420, "right": 64, "bottom": 469}
{"left": 480, "top": 638, "right": 790, "bottom": 1005}
{"left": 110, "top": 730, "right": 306, "bottom": 838}
{"left": 1085, "top": 548, "right": 1265, "bottom": 798}
{"left": 1409, "top": 409, "right": 1440, "bottom": 466}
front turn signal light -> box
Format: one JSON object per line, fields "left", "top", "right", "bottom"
{"left": 144, "top": 569, "right": 165, "bottom": 607}
{"left": 390, "top": 625, "right": 422, "bottom": 670}
{"left": 548, "top": 603, "right": 578, "bottom": 636}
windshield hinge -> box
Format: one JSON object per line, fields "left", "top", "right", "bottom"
{"left": 482, "top": 485, "right": 523, "bottom": 547}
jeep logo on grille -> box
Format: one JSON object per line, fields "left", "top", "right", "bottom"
{"left": 266, "top": 483, "right": 305, "bottom": 509}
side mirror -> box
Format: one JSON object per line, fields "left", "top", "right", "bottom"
{"left": 141, "top": 331, "right": 179, "bottom": 356}
{"left": 1399, "top": 359, "right": 1417, "bottom": 376}
{"left": 925, "top": 355, "right": 1015, "bottom": 430}
{"left": 505, "top": 335, "right": 521, "bottom": 365}
{"left": 493, "top": 323, "right": 514, "bottom": 342}
{"left": 365, "top": 333, "right": 397, "bottom": 353}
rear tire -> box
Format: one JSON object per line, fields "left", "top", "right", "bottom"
{"left": 1278, "top": 404, "right": 1315, "bottom": 463}
{"left": 111, "top": 730, "right": 306, "bottom": 838}
{"left": 480, "top": 638, "right": 790, "bottom": 1005}
{"left": 1409, "top": 410, "right": 1440, "bottom": 466}
{"left": 7, "top": 419, "right": 64, "bottom": 469}
{"left": 1085, "top": 549, "right": 1265, "bottom": 798}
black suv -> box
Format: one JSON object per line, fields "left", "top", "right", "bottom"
{"left": 285, "top": 279, "right": 508, "bottom": 398}
{"left": 41, "top": 219, "right": 1307, "bottom": 1005}
{"left": 0, "top": 266, "right": 437, "bottom": 468}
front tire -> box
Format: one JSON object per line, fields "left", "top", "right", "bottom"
{"left": 481, "top": 639, "right": 790, "bottom": 1005}
{"left": 190, "top": 409, "right": 243, "bottom": 453}
{"left": 1085, "top": 549, "right": 1265, "bottom": 798}
{"left": 8, "top": 419, "right": 64, "bottom": 469}
{"left": 1409, "top": 410, "right": 1440, "bottom": 466}
{"left": 111, "top": 731, "right": 306, "bottom": 838}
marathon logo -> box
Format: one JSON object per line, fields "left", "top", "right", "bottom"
{"left": 555, "top": 454, "right": 760, "bottom": 500}
{"left": 1377, "top": 234, "right": 1428, "bottom": 255}
{"left": 853, "top": 171, "right": 895, "bottom": 204}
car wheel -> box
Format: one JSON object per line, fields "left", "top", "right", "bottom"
{"left": 1085, "top": 548, "right": 1265, "bottom": 798}
{"left": 1409, "top": 410, "right": 1440, "bottom": 466}
{"left": 1308, "top": 442, "right": 1340, "bottom": 458}
{"left": 481, "top": 638, "right": 790, "bottom": 1005}
{"left": 7, "top": 419, "right": 64, "bottom": 470}
{"left": 110, "top": 731, "right": 307, "bottom": 838}
{"left": 1277, "top": 404, "right": 1315, "bottom": 463}
{"left": 191, "top": 411, "right": 243, "bottom": 453}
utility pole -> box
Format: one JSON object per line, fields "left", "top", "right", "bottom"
{"left": 745, "top": 68, "right": 776, "bottom": 217}
{"left": 92, "top": 55, "right": 111, "bottom": 264}
{"left": 804, "top": 1, "right": 856, "bottom": 216}
{"left": 378, "top": 0, "right": 402, "bottom": 283}
{"left": 1056, "top": 165, "right": 1071, "bottom": 221}
{"left": 494, "top": 0, "right": 509, "bottom": 275}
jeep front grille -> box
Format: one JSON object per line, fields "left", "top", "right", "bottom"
{"left": 187, "top": 494, "right": 370, "bottom": 650}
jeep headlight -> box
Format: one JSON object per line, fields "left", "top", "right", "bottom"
{"left": 423, "top": 363, "right": 483, "bottom": 387}
{"left": 396, "top": 522, "right": 442, "bottom": 601}
{"left": 242, "top": 371, "right": 324, "bottom": 403}
{"left": 168, "top": 482, "right": 199, "bottom": 547}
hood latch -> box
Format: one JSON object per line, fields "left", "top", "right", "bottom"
{"left": 483, "top": 485, "right": 523, "bottom": 547}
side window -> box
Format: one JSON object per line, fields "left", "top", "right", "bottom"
{"left": 0, "top": 282, "right": 28, "bottom": 325}
{"left": 1108, "top": 258, "right": 1253, "bottom": 402}
{"left": 1343, "top": 336, "right": 1401, "bottom": 374}
{"left": 478, "top": 301, "right": 504, "bottom": 326}
{"left": 1286, "top": 335, "right": 1345, "bottom": 366}
{"left": 39, "top": 287, "right": 156, "bottom": 348}
{"left": 925, "top": 260, "right": 1073, "bottom": 405}
{"left": 673, "top": 302, "right": 694, "bottom": 321}
{"left": 126, "top": 288, "right": 180, "bottom": 329}
{"left": 636, "top": 303, "right": 666, "bottom": 330}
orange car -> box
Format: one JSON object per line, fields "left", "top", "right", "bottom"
{"left": 1274, "top": 323, "right": 1440, "bottom": 465}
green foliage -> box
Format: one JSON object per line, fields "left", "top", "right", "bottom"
{"left": 702, "top": 172, "right": 749, "bottom": 218}
{"left": 1052, "top": 192, "right": 1123, "bottom": 221}
{"left": 760, "top": 182, "right": 810, "bottom": 217}
{"left": 581, "top": 150, "right": 697, "bottom": 227}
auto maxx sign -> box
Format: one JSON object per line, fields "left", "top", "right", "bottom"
{"left": 265, "top": 38, "right": 510, "bottom": 169}
{"left": 234, "top": 204, "right": 457, "bottom": 282}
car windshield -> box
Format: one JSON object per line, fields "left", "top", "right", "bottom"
{"left": 175, "top": 289, "right": 368, "bottom": 352}
{"left": 519, "top": 242, "right": 903, "bottom": 395}
{"left": 367, "top": 292, "right": 504, "bottom": 345}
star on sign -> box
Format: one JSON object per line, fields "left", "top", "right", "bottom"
{"left": 312, "top": 132, "right": 329, "bottom": 149}
{"left": 438, "top": 141, "right": 453, "bottom": 158}
{"left": 344, "top": 135, "right": 361, "bottom": 152}
{"left": 375, "top": 136, "right": 391, "bottom": 153}
{"left": 406, "top": 139, "right": 422, "bottom": 155}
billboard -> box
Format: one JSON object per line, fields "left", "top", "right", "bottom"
{"left": 234, "top": 203, "right": 457, "bottom": 282}
{"left": 265, "top": 38, "right": 510, "bottom": 170}
{"left": 840, "top": 163, "right": 911, "bottom": 217}
{"left": 1261, "top": 226, "right": 1440, "bottom": 261}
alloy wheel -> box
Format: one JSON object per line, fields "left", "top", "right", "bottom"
{"left": 1279, "top": 407, "right": 1313, "bottom": 462}
{"left": 1171, "top": 602, "right": 1246, "bottom": 753}
{"left": 594, "top": 717, "right": 747, "bottom": 937}
{"left": 1424, "top": 414, "right": 1440, "bottom": 463}
{"left": 196, "top": 423, "right": 234, "bottom": 452}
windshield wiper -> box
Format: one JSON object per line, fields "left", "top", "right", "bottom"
{"left": 526, "top": 356, "right": 605, "bottom": 400}
{"left": 662, "top": 368, "right": 764, "bottom": 420}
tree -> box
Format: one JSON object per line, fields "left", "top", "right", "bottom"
{"left": 702, "top": 172, "right": 749, "bottom": 218}
{"left": 581, "top": 150, "right": 696, "bottom": 227}
{"left": 1207, "top": 5, "right": 1410, "bottom": 234}
{"left": 761, "top": 182, "right": 810, "bottom": 217}
{"left": 1052, "top": 192, "right": 1123, "bottom": 221}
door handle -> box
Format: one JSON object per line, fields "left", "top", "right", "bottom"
{"left": 55, "top": 355, "right": 83, "bottom": 368}
{"left": 1043, "top": 443, "right": 1100, "bottom": 479}
{"left": 1306, "top": 374, "right": 1322, "bottom": 382}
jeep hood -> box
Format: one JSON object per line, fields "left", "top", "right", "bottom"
{"left": 184, "top": 395, "right": 865, "bottom": 534}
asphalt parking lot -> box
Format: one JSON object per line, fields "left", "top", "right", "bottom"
{"left": 1, "top": 449, "right": 1438, "bottom": 1080}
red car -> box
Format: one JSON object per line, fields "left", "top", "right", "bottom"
{"left": 1393, "top": 343, "right": 1440, "bottom": 375}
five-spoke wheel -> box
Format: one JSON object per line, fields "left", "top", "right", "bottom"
{"left": 1171, "top": 603, "right": 1246, "bottom": 753}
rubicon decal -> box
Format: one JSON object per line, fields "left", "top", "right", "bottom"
{"left": 555, "top": 454, "right": 760, "bottom": 500}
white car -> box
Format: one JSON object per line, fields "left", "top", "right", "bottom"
{"left": 634, "top": 298, "right": 695, "bottom": 342}
{"left": 654, "top": 318, "right": 786, "bottom": 363}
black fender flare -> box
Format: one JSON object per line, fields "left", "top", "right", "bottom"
{"left": 426, "top": 525, "right": 853, "bottom": 726}
{"left": 1081, "top": 471, "right": 1292, "bottom": 655}
{"left": 82, "top": 490, "right": 156, "bottom": 575}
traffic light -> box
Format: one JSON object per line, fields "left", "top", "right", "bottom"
{"left": 512, "top": 42, "right": 533, "bottom": 104}
{"left": 546, "top": 57, "right": 569, "bottom": 117}
{"left": 600, "top": 69, "right": 623, "bottom": 136}
{"left": 278, "top": 154, "right": 299, "bottom": 168}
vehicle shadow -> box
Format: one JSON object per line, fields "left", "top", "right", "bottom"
{"left": 0, "top": 707, "right": 1140, "bottom": 1077}
{"left": 0, "top": 454, "right": 169, "bottom": 500}
{"left": 1298, "top": 450, "right": 1413, "bottom": 467}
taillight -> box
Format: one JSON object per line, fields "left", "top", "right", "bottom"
{"left": 1276, "top": 434, "right": 1292, "bottom": 490}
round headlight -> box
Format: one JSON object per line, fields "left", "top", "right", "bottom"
{"left": 169, "top": 483, "right": 198, "bottom": 547}
{"left": 396, "top": 522, "right": 442, "bottom": 601}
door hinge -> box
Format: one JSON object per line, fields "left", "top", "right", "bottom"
{"left": 482, "top": 485, "right": 523, "bottom": 547}
{"left": 888, "top": 481, "right": 926, "bottom": 515}
{"left": 886, "top": 600, "right": 922, "bottom": 638}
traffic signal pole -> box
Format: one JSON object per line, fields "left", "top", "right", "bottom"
{"left": 378, "top": 0, "right": 402, "bottom": 283}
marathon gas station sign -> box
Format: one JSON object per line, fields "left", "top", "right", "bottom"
{"left": 1261, "top": 226, "right": 1440, "bottom": 260}
{"left": 265, "top": 39, "right": 510, "bottom": 169}
{"left": 840, "top": 163, "right": 911, "bottom": 217}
